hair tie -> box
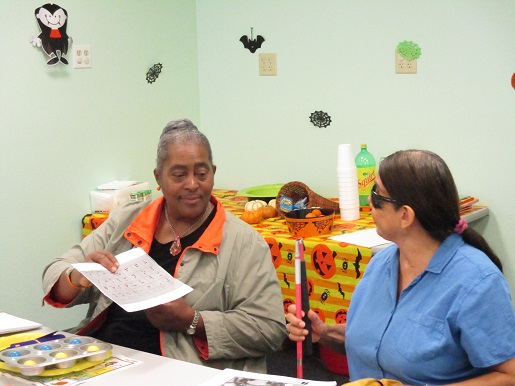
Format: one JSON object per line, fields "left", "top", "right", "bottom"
{"left": 454, "top": 218, "right": 468, "bottom": 234}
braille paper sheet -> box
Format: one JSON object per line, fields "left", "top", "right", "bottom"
{"left": 73, "top": 248, "right": 193, "bottom": 312}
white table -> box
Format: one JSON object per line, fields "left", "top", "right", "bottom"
{"left": 0, "top": 328, "right": 221, "bottom": 386}
{"left": 86, "top": 345, "right": 221, "bottom": 386}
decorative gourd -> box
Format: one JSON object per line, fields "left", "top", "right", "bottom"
{"left": 241, "top": 211, "right": 263, "bottom": 224}
{"left": 311, "top": 209, "right": 323, "bottom": 217}
{"left": 268, "top": 199, "right": 277, "bottom": 208}
{"left": 259, "top": 205, "right": 277, "bottom": 219}
{"left": 245, "top": 200, "right": 267, "bottom": 212}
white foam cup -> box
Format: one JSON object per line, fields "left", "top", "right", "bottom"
{"left": 340, "top": 207, "right": 360, "bottom": 221}
{"left": 339, "top": 202, "right": 360, "bottom": 210}
{"left": 337, "top": 181, "right": 358, "bottom": 191}
{"left": 337, "top": 144, "right": 355, "bottom": 170}
{"left": 337, "top": 166, "right": 357, "bottom": 173}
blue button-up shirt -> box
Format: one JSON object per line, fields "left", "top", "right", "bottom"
{"left": 346, "top": 233, "right": 515, "bottom": 385}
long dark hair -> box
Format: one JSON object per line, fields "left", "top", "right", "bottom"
{"left": 379, "top": 149, "right": 502, "bottom": 272}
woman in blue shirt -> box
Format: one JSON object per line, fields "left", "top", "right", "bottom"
{"left": 286, "top": 150, "right": 515, "bottom": 385}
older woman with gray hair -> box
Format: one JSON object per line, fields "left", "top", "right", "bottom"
{"left": 43, "top": 119, "right": 286, "bottom": 372}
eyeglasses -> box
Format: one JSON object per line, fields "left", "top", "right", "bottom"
{"left": 370, "top": 185, "right": 403, "bottom": 209}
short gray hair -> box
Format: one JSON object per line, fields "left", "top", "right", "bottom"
{"left": 156, "top": 119, "right": 213, "bottom": 171}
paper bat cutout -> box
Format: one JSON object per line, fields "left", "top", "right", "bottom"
{"left": 240, "top": 28, "right": 265, "bottom": 53}
{"left": 239, "top": 35, "right": 265, "bottom": 53}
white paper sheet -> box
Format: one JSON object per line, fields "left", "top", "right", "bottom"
{"left": 198, "top": 368, "right": 337, "bottom": 386}
{"left": 0, "top": 312, "right": 41, "bottom": 335}
{"left": 73, "top": 248, "right": 193, "bottom": 312}
{"left": 329, "top": 228, "right": 391, "bottom": 248}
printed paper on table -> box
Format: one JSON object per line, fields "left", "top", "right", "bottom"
{"left": 329, "top": 228, "right": 391, "bottom": 248}
{"left": 199, "top": 368, "right": 337, "bottom": 386}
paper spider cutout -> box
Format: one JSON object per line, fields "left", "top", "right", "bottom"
{"left": 240, "top": 27, "right": 265, "bottom": 53}
{"left": 309, "top": 111, "right": 332, "bottom": 128}
{"left": 146, "top": 63, "right": 163, "bottom": 84}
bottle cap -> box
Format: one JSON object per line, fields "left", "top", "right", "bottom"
{"left": 361, "top": 144, "right": 367, "bottom": 148}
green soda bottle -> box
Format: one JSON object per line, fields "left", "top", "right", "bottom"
{"left": 355, "top": 144, "right": 376, "bottom": 207}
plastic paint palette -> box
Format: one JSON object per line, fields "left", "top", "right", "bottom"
{"left": 0, "top": 336, "right": 112, "bottom": 376}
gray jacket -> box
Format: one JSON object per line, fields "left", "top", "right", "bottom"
{"left": 42, "top": 196, "right": 286, "bottom": 372}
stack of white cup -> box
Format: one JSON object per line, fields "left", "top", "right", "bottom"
{"left": 337, "top": 144, "right": 360, "bottom": 221}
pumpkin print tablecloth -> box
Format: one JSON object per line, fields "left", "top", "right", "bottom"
{"left": 81, "top": 189, "right": 376, "bottom": 325}
{"left": 81, "top": 190, "right": 488, "bottom": 326}
{"left": 214, "top": 189, "right": 376, "bottom": 326}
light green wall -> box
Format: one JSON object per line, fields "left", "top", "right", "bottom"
{"left": 0, "top": 1, "right": 199, "bottom": 329}
{"left": 2, "top": 1, "right": 514, "bottom": 330}
{"left": 196, "top": 1, "right": 515, "bottom": 299}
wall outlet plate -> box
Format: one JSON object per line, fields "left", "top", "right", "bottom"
{"left": 395, "top": 50, "right": 416, "bottom": 74}
{"left": 73, "top": 45, "right": 92, "bottom": 69}
{"left": 259, "top": 53, "right": 277, "bottom": 76}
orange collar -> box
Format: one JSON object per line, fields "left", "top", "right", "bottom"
{"left": 124, "top": 196, "right": 224, "bottom": 255}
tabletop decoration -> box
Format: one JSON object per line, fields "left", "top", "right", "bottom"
{"left": 285, "top": 208, "right": 335, "bottom": 238}
{"left": 244, "top": 200, "right": 267, "bottom": 212}
{"left": 146, "top": 63, "right": 163, "bottom": 84}
{"left": 309, "top": 110, "right": 332, "bottom": 128}
{"left": 277, "top": 181, "right": 340, "bottom": 216}
{"left": 236, "top": 183, "right": 284, "bottom": 202}
{"left": 211, "top": 189, "right": 374, "bottom": 327}
{"left": 241, "top": 200, "right": 278, "bottom": 224}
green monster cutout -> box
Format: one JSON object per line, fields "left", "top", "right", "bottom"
{"left": 396, "top": 41, "right": 422, "bottom": 61}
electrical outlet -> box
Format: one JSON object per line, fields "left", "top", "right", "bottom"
{"left": 73, "top": 45, "right": 92, "bottom": 69}
{"left": 395, "top": 50, "right": 416, "bottom": 74}
{"left": 259, "top": 53, "right": 277, "bottom": 76}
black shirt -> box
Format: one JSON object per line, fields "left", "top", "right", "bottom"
{"left": 90, "top": 204, "right": 216, "bottom": 355}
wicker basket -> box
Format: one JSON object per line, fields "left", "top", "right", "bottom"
{"left": 275, "top": 181, "right": 340, "bottom": 217}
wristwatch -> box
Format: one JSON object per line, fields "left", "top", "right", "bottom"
{"left": 186, "top": 310, "right": 200, "bottom": 335}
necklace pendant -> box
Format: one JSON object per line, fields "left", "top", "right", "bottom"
{"left": 170, "top": 236, "right": 182, "bottom": 255}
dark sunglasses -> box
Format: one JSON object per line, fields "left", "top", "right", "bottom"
{"left": 370, "top": 185, "right": 403, "bottom": 209}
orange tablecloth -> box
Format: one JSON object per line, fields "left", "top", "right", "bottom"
{"left": 82, "top": 190, "right": 488, "bottom": 326}
{"left": 214, "top": 189, "right": 375, "bottom": 326}
{"left": 81, "top": 212, "right": 109, "bottom": 238}
{"left": 82, "top": 190, "right": 374, "bottom": 325}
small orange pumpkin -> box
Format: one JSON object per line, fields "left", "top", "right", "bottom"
{"left": 258, "top": 205, "right": 277, "bottom": 219}
{"left": 241, "top": 211, "right": 263, "bottom": 224}
{"left": 311, "top": 209, "right": 323, "bottom": 217}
